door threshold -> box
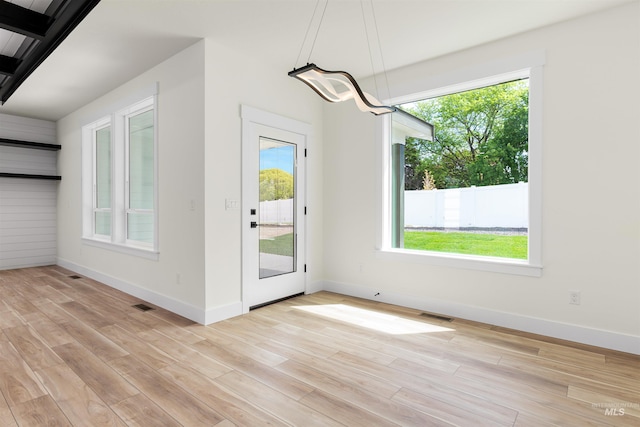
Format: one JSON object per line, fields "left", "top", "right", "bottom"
{"left": 249, "top": 292, "right": 305, "bottom": 311}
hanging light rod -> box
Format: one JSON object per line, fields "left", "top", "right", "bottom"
{"left": 289, "top": 63, "right": 396, "bottom": 116}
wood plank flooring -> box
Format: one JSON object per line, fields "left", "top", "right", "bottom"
{"left": 0, "top": 266, "right": 638, "bottom": 426}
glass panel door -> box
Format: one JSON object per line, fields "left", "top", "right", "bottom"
{"left": 259, "top": 137, "right": 296, "bottom": 279}
{"left": 241, "top": 106, "right": 307, "bottom": 312}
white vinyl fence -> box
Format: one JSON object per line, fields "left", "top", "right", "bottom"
{"left": 259, "top": 198, "right": 294, "bottom": 224}
{"left": 405, "top": 182, "right": 528, "bottom": 229}
{"left": 258, "top": 183, "right": 528, "bottom": 229}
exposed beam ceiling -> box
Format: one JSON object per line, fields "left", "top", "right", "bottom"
{"left": 0, "top": 0, "right": 101, "bottom": 104}
{"left": 0, "top": 0, "right": 50, "bottom": 39}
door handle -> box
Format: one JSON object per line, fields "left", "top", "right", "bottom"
{"left": 250, "top": 221, "right": 259, "bottom": 228}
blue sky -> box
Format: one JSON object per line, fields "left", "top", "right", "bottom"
{"left": 260, "top": 145, "right": 295, "bottom": 174}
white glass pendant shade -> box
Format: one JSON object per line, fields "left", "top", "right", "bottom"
{"left": 289, "top": 63, "right": 396, "bottom": 115}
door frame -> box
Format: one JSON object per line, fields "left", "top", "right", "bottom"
{"left": 240, "top": 105, "right": 311, "bottom": 313}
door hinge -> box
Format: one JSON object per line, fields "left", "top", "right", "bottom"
{"left": 304, "top": 264, "right": 307, "bottom": 273}
{"left": 304, "top": 206, "right": 307, "bottom": 215}
{"left": 304, "top": 148, "right": 307, "bottom": 157}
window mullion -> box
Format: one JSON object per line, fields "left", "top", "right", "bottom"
{"left": 113, "top": 112, "right": 126, "bottom": 244}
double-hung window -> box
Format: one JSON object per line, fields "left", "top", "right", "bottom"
{"left": 125, "top": 103, "right": 155, "bottom": 245}
{"left": 82, "top": 93, "right": 158, "bottom": 259}
{"left": 93, "top": 120, "right": 112, "bottom": 237}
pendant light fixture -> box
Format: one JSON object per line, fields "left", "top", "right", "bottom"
{"left": 288, "top": 63, "right": 396, "bottom": 115}
{"left": 289, "top": 0, "right": 396, "bottom": 115}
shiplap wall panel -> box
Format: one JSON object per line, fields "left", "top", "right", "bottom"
{"left": 0, "top": 113, "right": 58, "bottom": 270}
{"left": 0, "top": 113, "right": 57, "bottom": 143}
{"left": 0, "top": 145, "right": 58, "bottom": 175}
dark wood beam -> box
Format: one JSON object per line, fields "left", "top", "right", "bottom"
{"left": 0, "top": 54, "right": 20, "bottom": 76}
{"left": 0, "top": 0, "right": 50, "bottom": 40}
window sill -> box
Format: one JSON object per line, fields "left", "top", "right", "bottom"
{"left": 82, "top": 237, "right": 159, "bottom": 261}
{"left": 375, "top": 248, "right": 542, "bottom": 277}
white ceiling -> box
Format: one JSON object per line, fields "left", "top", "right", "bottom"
{"left": 0, "top": 0, "right": 634, "bottom": 121}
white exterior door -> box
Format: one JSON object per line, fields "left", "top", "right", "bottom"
{"left": 241, "top": 106, "right": 308, "bottom": 311}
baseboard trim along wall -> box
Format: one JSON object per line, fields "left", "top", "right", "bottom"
{"left": 52, "top": 260, "right": 639, "bottom": 354}
{"left": 322, "top": 280, "right": 640, "bottom": 355}
{"left": 204, "top": 301, "right": 243, "bottom": 325}
{"left": 57, "top": 258, "right": 208, "bottom": 324}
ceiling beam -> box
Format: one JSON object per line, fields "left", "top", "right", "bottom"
{"left": 0, "top": 0, "right": 102, "bottom": 104}
{"left": 0, "top": 54, "right": 20, "bottom": 76}
{"left": 0, "top": 0, "right": 50, "bottom": 40}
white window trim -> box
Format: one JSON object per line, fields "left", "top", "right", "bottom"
{"left": 376, "top": 51, "right": 544, "bottom": 277}
{"left": 91, "top": 118, "right": 111, "bottom": 239}
{"left": 81, "top": 92, "right": 159, "bottom": 260}
{"left": 123, "top": 101, "right": 156, "bottom": 249}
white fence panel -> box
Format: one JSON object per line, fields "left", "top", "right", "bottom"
{"left": 405, "top": 182, "right": 528, "bottom": 228}
{"left": 259, "top": 198, "right": 294, "bottom": 224}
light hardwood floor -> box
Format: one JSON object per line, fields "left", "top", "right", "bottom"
{"left": 0, "top": 266, "right": 638, "bottom": 426}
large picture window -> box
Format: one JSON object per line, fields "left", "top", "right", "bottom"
{"left": 379, "top": 54, "right": 543, "bottom": 276}
{"left": 82, "top": 94, "right": 158, "bottom": 258}
{"left": 396, "top": 79, "right": 529, "bottom": 259}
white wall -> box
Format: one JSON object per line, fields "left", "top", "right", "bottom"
{"left": 0, "top": 114, "right": 58, "bottom": 269}
{"left": 56, "top": 38, "right": 324, "bottom": 323}
{"left": 322, "top": 3, "right": 640, "bottom": 353}
{"left": 202, "top": 39, "right": 324, "bottom": 319}
{"left": 57, "top": 41, "right": 207, "bottom": 319}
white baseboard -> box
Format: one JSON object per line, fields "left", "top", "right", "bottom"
{"left": 306, "top": 279, "right": 325, "bottom": 295}
{"left": 51, "top": 260, "right": 639, "bottom": 354}
{"left": 58, "top": 258, "right": 244, "bottom": 325}
{"left": 56, "top": 258, "right": 208, "bottom": 323}
{"left": 204, "top": 301, "right": 243, "bottom": 325}
{"left": 321, "top": 280, "right": 640, "bottom": 355}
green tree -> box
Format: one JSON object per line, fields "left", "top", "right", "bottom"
{"left": 404, "top": 80, "right": 528, "bottom": 189}
{"left": 259, "top": 168, "right": 293, "bottom": 201}
{"left": 404, "top": 137, "right": 430, "bottom": 190}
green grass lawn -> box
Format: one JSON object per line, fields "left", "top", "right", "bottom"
{"left": 263, "top": 231, "right": 527, "bottom": 260}
{"left": 260, "top": 233, "right": 294, "bottom": 257}
{"left": 404, "top": 231, "right": 527, "bottom": 259}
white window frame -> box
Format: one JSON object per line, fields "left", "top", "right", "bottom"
{"left": 376, "top": 51, "right": 544, "bottom": 277}
{"left": 82, "top": 92, "right": 158, "bottom": 260}
{"left": 91, "top": 117, "right": 112, "bottom": 240}
{"left": 123, "top": 100, "right": 156, "bottom": 248}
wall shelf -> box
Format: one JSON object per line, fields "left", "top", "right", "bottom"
{"left": 0, "top": 137, "right": 61, "bottom": 151}
{"left": 0, "top": 137, "right": 61, "bottom": 180}
{"left": 0, "top": 172, "right": 61, "bottom": 181}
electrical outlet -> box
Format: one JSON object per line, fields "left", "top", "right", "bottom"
{"left": 569, "top": 290, "right": 581, "bottom": 305}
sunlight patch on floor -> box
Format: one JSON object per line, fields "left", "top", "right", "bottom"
{"left": 293, "top": 304, "right": 455, "bottom": 335}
